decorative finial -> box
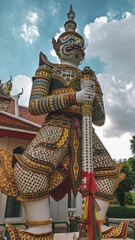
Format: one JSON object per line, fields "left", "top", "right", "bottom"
{"left": 64, "top": 5, "right": 77, "bottom": 32}
{"left": 0, "top": 76, "right": 12, "bottom": 95}
{"left": 67, "top": 5, "right": 75, "bottom": 21}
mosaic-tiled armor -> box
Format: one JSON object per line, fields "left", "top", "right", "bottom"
{"left": 13, "top": 52, "right": 119, "bottom": 203}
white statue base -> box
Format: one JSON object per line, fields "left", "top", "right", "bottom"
{"left": 22, "top": 198, "right": 129, "bottom": 239}
{"left": 54, "top": 233, "right": 131, "bottom": 240}
{"left": 54, "top": 232, "right": 79, "bottom": 240}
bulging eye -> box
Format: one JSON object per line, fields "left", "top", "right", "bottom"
{"left": 80, "top": 42, "right": 84, "bottom": 47}
{"left": 69, "top": 39, "right": 74, "bottom": 44}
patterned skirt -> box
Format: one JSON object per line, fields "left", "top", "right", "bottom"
{"left": 13, "top": 114, "right": 119, "bottom": 202}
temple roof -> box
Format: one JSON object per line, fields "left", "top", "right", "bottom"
{"left": 0, "top": 111, "right": 42, "bottom": 140}
{"left": 0, "top": 78, "right": 46, "bottom": 139}
{"left": 0, "top": 77, "right": 12, "bottom": 111}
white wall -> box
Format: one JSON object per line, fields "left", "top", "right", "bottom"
{"left": 50, "top": 192, "right": 82, "bottom": 223}
{"left": 50, "top": 195, "right": 68, "bottom": 222}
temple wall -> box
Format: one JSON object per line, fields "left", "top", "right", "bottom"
{"left": 0, "top": 136, "right": 31, "bottom": 229}
{"left": 0, "top": 193, "right": 7, "bottom": 231}
{"left": 50, "top": 192, "right": 82, "bottom": 223}
{"left": 0, "top": 136, "right": 30, "bottom": 154}
{"left": 50, "top": 196, "right": 68, "bottom": 222}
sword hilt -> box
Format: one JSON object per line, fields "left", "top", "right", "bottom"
{"left": 81, "top": 66, "right": 96, "bottom": 116}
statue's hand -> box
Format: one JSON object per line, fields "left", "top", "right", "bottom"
{"left": 76, "top": 80, "right": 95, "bottom": 104}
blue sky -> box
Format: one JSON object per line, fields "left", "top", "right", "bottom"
{"left": 1, "top": 0, "right": 134, "bottom": 79}
{"left": 0, "top": 0, "right": 135, "bottom": 160}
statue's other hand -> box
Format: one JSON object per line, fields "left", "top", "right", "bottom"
{"left": 76, "top": 80, "right": 95, "bottom": 104}
{"left": 76, "top": 89, "right": 95, "bottom": 104}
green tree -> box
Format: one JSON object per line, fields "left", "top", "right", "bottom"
{"left": 130, "top": 135, "right": 135, "bottom": 157}
{"left": 116, "top": 161, "right": 135, "bottom": 206}
{"left": 128, "top": 135, "right": 135, "bottom": 188}
{"left": 128, "top": 157, "right": 135, "bottom": 173}
{"left": 125, "top": 192, "right": 133, "bottom": 205}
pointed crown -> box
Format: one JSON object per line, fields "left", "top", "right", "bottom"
{"left": 64, "top": 5, "right": 77, "bottom": 32}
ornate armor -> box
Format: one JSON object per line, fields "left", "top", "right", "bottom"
{"left": 13, "top": 53, "right": 119, "bottom": 203}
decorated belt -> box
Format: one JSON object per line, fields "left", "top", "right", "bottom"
{"left": 43, "top": 113, "right": 82, "bottom": 133}
{"left": 43, "top": 113, "right": 72, "bottom": 128}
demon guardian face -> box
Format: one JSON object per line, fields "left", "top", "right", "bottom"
{"left": 52, "top": 5, "right": 85, "bottom": 66}
{"left": 59, "top": 34, "right": 85, "bottom": 65}
{"left": 53, "top": 33, "right": 85, "bottom": 66}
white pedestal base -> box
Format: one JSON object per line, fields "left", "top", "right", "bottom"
{"left": 54, "top": 232, "right": 131, "bottom": 240}
{"left": 54, "top": 232, "right": 79, "bottom": 240}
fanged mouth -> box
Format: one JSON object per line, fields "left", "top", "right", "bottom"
{"left": 66, "top": 45, "right": 82, "bottom": 52}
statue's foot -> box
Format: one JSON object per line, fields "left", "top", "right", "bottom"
{"left": 6, "top": 224, "right": 54, "bottom": 240}
{"left": 101, "top": 221, "right": 129, "bottom": 239}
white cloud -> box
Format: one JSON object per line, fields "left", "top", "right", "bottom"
{"left": 11, "top": 75, "right": 32, "bottom": 106}
{"left": 122, "top": 11, "right": 132, "bottom": 18}
{"left": 95, "top": 123, "right": 132, "bottom": 160}
{"left": 84, "top": 13, "right": 135, "bottom": 77}
{"left": 127, "top": 89, "right": 135, "bottom": 108}
{"left": 95, "top": 16, "right": 107, "bottom": 23}
{"left": 50, "top": 49, "right": 60, "bottom": 63}
{"left": 52, "top": 8, "right": 57, "bottom": 16}
{"left": 20, "top": 24, "right": 39, "bottom": 44}
{"left": 83, "top": 12, "right": 135, "bottom": 159}
{"left": 97, "top": 73, "right": 135, "bottom": 138}
{"left": 106, "top": 11, "right": 120, "bottom": 22}
{"left": 54, "top": 26, "right": 65, "bottom": 40}
{"left": 83, "top": 13, "right": 135, "bottom": 139}
{"left": 50, "top": 26, "right": 64, "bottom": 61}
{"left": 20, "top": 11, "right": 40, "bottom": 44}
{"left": 26, "top": 11, "right": 39, "bottom": 24}
{"left": 50, "top": 49, "right": 57, "bottom": 57}
{"left": 48, "top": 0, "right": 61, "bottom": 16}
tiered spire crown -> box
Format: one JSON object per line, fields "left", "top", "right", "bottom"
{"left": 64, "top": 5, "right": 77, "bottom": 32}
{"left": 67, "top": 5, "right": 75, "bottom": 21}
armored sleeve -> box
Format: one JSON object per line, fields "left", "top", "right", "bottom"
{"left": 29, "top": 66, "right": 77, "bottom": 115}
{"left": 92, "top": 81, "right": 105, "bottom": 126}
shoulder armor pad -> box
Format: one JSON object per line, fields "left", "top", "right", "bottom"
{"left": 39, "top": 52, "right": 56, "bottom": 69}
{"left": 33, "top": 65, "right": 52, "bottom": 81}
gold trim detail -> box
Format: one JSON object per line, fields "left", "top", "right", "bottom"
{"left": 6, "top": 223, "right": 54, "bottom": 240}
{"left": 102, "top": 221, "right": 129, "bottom": 239}
{"left": 6, "top": 224, "right": 20, "bottom": 240}
{"left": 82, "top": 102, "right": 92, "bottom": 116}
{"left": 26, "top": 219, "right": 52, "bottom": 226}
{"left": 97, "top": 218, "right": 107, "bottom": 224}
{"left": 94, "top": 168, "right": 119, "bottom": 178}
{"left": 0, "top": 150, "right": 18, "bottom": 198}
{"left": 14, "top": 154, "right": 54, "bottom": 175}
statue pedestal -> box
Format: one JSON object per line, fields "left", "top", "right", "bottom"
{"left": 54, "top": 232, "right": 79, "bottom": 240}
{"left": 54, "top": 232, "right": 131, "bottom": 240}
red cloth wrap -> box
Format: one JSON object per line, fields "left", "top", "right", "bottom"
{"left": 72, "top": 116, "right": 81, "bottom": 138}
{"left": 79, "top": 171, "right": 101, "bottom": 240}
{"left": 82, "top": 171, "right": 97, "bottom": 193}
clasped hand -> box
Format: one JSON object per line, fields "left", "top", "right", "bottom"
{"left": 76, "top": 80, "right": 95, "bottom": 104}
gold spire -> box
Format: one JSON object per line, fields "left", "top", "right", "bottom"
{"left": 67, "top": 5, "right": 75, "bottom": 21}
{"left": 64, "top": 5, "right": 77, "bottom": 32}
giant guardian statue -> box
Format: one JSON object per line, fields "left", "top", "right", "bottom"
{"left": 0, "top": 6, "right": 127, "bottom": 240}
